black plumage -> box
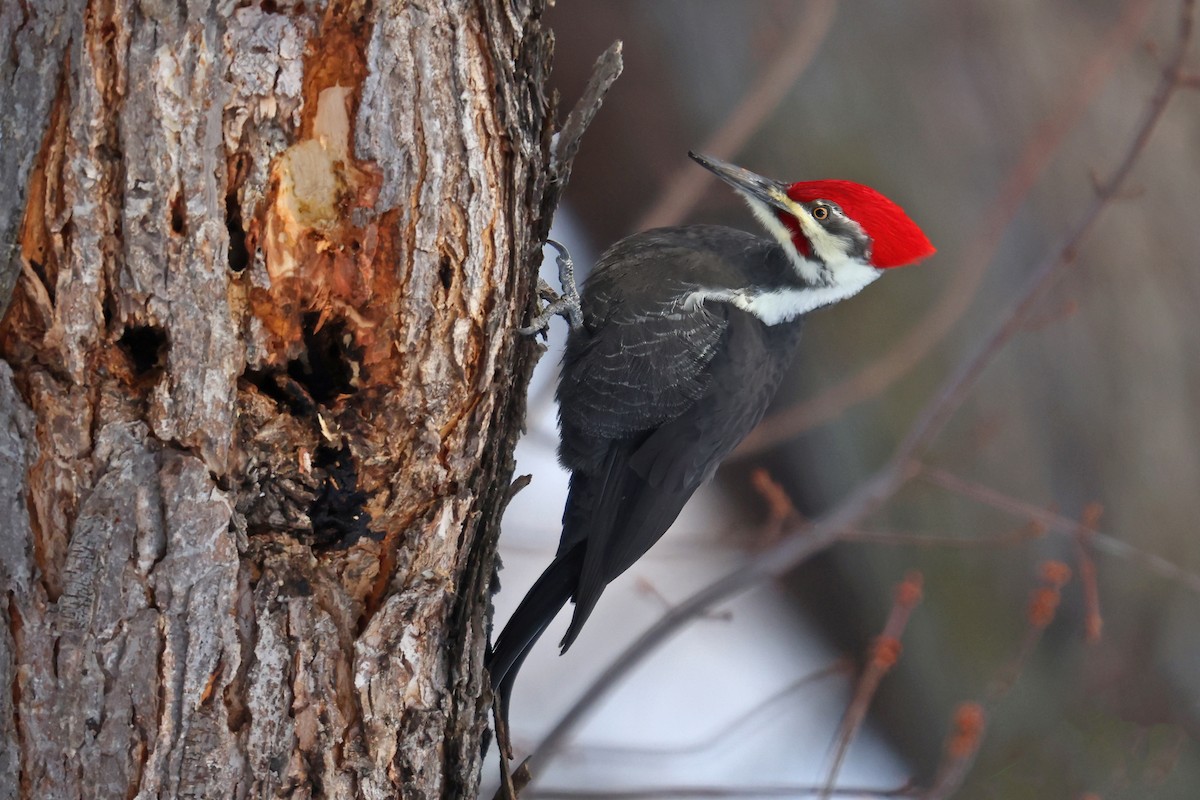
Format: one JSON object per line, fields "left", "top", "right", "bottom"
{"left": 488, "top": 225, "right": 807, "bottom": 710}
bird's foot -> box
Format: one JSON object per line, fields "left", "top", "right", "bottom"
{"left": 518, "top": 240, "right": 583, "bottom": 336}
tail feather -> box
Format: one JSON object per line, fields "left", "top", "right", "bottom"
{"left": 487, "top": 547, "right": 581, "bottom": 693}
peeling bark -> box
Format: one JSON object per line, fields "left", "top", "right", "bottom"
{"left": 0, "top": 1, "right": 560, "bottom": 797}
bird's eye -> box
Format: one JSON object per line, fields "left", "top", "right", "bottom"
{"left": 812, "top": 205, "right": 830, "bottom": 221}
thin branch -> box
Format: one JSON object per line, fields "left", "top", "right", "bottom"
{"left": 839, "top": 520, "right": 1046, "bottom": 549}
{"left": 920, "top": 466, "right": 1200, "bottom": 594}
{"left": 921, "top": 703, "right": 987, "bottom": 800}
{"left": 735, "top": 0, "right": 1158, "bottom": 458}
{"left": 551, "top": 42, "right": 624, "bottom": 183}
{"left": 635, "top": 0, "right": 838, "bottom": 231}
{"left": 986, "top": 561, "right": 1073, "bottom": 702}
{"left": 821, "top": 573, "right": 923, "bottom": 800}
{"left": 750, "top": 467, "right": 806, "bottom": 541}
{"left": 892, "top": 0, "right": 1196, "bottom": 463}
{"left": 1073, "top": 503, "right": 1105, "bottom": 643}
{"left": 568, "top": 661, "right": 851, "bottom": 759}
{"left": 925, "top": 560, "right": 1072, "bottom": 800}
{"left": 634, "top": 577, "right": 734, "bottom": 623}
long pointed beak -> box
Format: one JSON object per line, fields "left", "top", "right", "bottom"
{"left": 689, "top": 152, "right": 792, "bottom": 212}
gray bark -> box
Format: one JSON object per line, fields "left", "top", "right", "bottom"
{"left": 0, "top": 0, "right": 559, "bottom": 797}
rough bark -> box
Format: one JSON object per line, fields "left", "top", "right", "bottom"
{"left": 0, "top": 0, "right": 560, "bottom": 797}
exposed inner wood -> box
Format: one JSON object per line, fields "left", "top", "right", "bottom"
{"left": 0, "top": 1, "right": 561, "bottom": 797}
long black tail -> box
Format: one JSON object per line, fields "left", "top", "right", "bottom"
{"left": 487, "top": 547, "right": 582, "bottom": 714}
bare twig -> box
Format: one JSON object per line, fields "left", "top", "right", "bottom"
{"left": 519, "top": 41, "right": 624, "bottom": 428}
{"left": 922, "top": 703, "right": 987, "bottom": 800}
{"left": 750, "top": 467, "right": 805, "bottom": 544}
{"left": 920, "top": 466, "right": 1200, "bottom": 594}
{"left": 551, "top": 42, "right": 624, "bottom": 182}
{"left": 1074, "top": 503, "right": 1105, "bottom": 643}
{"left": 636, "top": 1, "right": 838, "bottom": 231}
{"left": 820, "top": 573, "right": 923, "bottom": 799}
{"left": 520, "top": 470, "right": 899, "bottom": 783}
{"left": 634, "top": 577, "right": 734, "bottom": 623}
{"left": 893, "top": 0, "right": 1196, "bottom": 463}
{"left": 839, "top": 520, "right": 1045, "bottom": 549}
{"left": 736, "top": 0, "right": 1158, "bottom": 458}
{"left": 570, "top": 660, "right": 851, "bottom": 759}
{"left": 987, "top": 560, "right": 1073, "bottom": 700}
{"left": 924, "top": 560, "right": 1072, "bottom": 799}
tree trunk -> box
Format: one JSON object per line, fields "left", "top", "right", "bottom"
{"left": 0, "top": 1, "right": 559, "bottom": 797}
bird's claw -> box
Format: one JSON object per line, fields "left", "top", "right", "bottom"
{"left": 519, "top": 239, "right": 583, "bottom": 337}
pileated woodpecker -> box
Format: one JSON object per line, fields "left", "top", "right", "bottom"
{"left": 489, "top": 152, "right": 935, "bottom": 717}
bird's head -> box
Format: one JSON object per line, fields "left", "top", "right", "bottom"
{"left": 690, "top": 152, "right": 935, "bottom": 284}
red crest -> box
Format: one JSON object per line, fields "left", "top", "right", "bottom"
{"left": 785, "top": 180, "right": 935, "bottom": 268}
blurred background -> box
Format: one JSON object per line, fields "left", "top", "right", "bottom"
{"left": 487, "top": 1, "right": 1200, "bottom": 797}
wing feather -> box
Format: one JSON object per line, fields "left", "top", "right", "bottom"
{"left": 550, "top": 226, "right": 805, "bottom": 652}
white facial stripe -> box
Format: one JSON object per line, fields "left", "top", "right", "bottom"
{"left": 794, "top": 205, "right": 851, "bottom": 265}
{"left": 738, "top": 194, "right": 823, "bottom": 284}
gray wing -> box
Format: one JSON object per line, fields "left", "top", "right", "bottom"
{"left": 556, "top": 231, "right": 747, "bottom": 471}
{"left": 559, "top": 307, "right": 804, "bottom": 650}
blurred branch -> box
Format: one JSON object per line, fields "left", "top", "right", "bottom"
{"left": 1073, "top": 503, "right": 1105, "bottom": 643}
{"left": 891, "top": 0, "right": 1196, "bottom": 464}
{"left": 921, "top": 703, "right": 987, "bottom": 800}
{"left": 635, "top": 0, "right": 838, "bottom": 230}
{"left": 512, "top": 470, "right": 898, "bottom": 795}
{"left": 750, "top": 467, "right": 807, "bottom": 544}
{"left": 736, "top": 0, "right": 1159, "bottom": 458}
{"left": 920, "top": 466, "right": 1200, "bottom": 594}
{"left": 840, "top": 520, "right": 1046, "bottom": 549}
{"left": 634, "top": 576, "right": 734, "bottom": 622}
{"left": 821, "top": 573, "right": 923, "bottom": 800}
{"left": 515, "top": 0, "right": 1196, "bottom": 791}
{"left": 570, "top": 660, "right": 851, "bottom": 759}
{"left": 988, "top": 560, "right": 1073, "bottom": 700}
{"left": 925, "top": 561, "right": 1072, "bottom": 799}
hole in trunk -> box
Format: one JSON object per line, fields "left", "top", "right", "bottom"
{"left": 226, "top": 189, "right": 249, "bottom": 272}
{"left": 309, "top": 443, "right": 375, "bottom": 549}
{"left": 118, "top": 325, "right": 169, "bottom": 377}
{"left": 170, "top": 193, "right": 187, "bottom": 236}
{"left": 287, "top": 313, "right": 361, "bottom": 405}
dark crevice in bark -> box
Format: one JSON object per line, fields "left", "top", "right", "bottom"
{"left": 7, "top": 594, "right": 26, "bottom": 797}
{"left": 240, "top": 369, "right": 317, "bottom": 417}
{"left": 224, "top": 151, "right": 249, "bottom": 275}
{"left": 225, "top": 189, "right": 248, "bottom": 273}
{"left": 308, "top": 443, "right": 374, "bottom": 549}
{"left": 117, "top": 324, "right": 169, "bottom": 379}
{"left": 286, "top": 313, "right": 361, "bottom": 406}
{"left": 169, "top": 192, "right": 186, "bottom": 236}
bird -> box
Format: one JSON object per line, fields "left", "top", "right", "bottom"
{"left": 488, "top": 151, "right": 935, "bottom": 724}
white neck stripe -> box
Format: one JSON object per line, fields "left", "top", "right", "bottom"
{"left": 685, "top": 259, "right": 881, "bottom": 325}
